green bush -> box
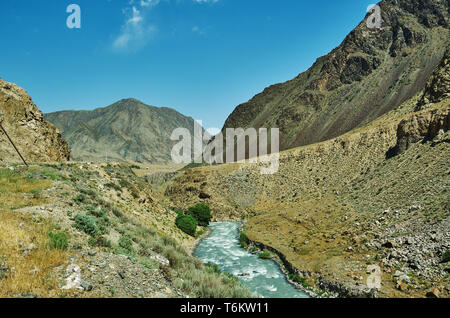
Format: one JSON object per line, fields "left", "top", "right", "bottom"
{"left": 239, "top": 232, "right": 249, "bottom": 248}
{"left": 187, "top": 204, "right": 212, "bottom": 227}
{"left": 443, "top": 250, "right": 450, "bottom": 263}
{"left": 73, "top": 214, "right": 100, "bottom": 237}
{"left": 77, "top": 187, "right": 96, "bottom": 197}
{"left": 288, "top": 273, "right": 308, "bottom": 288}
{"left": 119, "top": 235, "right": 134, "bottom": 253}
{"left": 205, "top": 263, "right": 221, "bottom": 274}
{"left": 88, "top": 236, "right": 112, "bottom": 248}
{"left": 72, "top": 194, "right": 86, "bottom": 204}
{"left": 105, "top": 182, "right": 122, "bottom": 192}
{"left": 258, "top": 251, "right": 271, "bottom": 259}
{"left": 175, "top": 214, "right": 197, "bottom": 236}
{"left": 48, "top": 231, "right": 69, "bottom": 250}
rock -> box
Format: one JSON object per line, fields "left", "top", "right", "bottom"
{"left": 408, "top": 205, "right": 422, "bottom": 213}
{"left": 198, "top": 192, "right": 211, "bottom": 199}
{"left": 149, "top": 254, "right": 170, "bottom": 267}
{"left": 393, "top": 270, "right": 404, "bottom": 277}
{"left": 0, "top": 78, "right": 70, "bottom": 163}
{"left": 426, "top": 287, "right": 440, "bottom": 298}
{"left": 398, "top": 274, "right": 410, "bottom": 283}
{"left": 62, "top": 264, "right": 82, "bottom": 290}
{"left": 81, "top": 281, "right": 93, "bottom": 291}
{"left": 396, "top": 282, "right": 408, "bottom": 292}
{"left": 88, "top": 250, "right": 97, "bottom": 256}
{"left": 366, "top": 265, "right": 381, "bottom": 290}
{"left": 0, "top": 255, "right": 10, "bottom": 279}
{"left": 21, "top": 243, "right": 35, "bottom": 256}
{"left": 97, "top": 261, "right": 107, "bottom": 268}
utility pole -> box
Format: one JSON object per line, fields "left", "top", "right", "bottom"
{"left": 0, "top": 119, "right": 29, "bottom": 167}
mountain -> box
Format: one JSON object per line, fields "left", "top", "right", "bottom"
{"left": 0, "top": 78, "right": 70, "bottom": 163}
{"left": 166, "top": 51, "right": 449, "bottom": 297}
{"left": 165, "top": 0, "right": 450, "bottom": 298}
{"left": 45, "top": 99, "right": 199, "bottom": 163}
{"left": 222, "top": 0, "right": 449, "bottom": 153}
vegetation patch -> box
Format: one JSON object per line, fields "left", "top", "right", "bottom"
{"left": 239, "top": 232, "right": 249, "bottom": 248}
{"left": 187, "top": 204, "right": 212, "bottom": 227}
{"left": 442, "top": 250, "right": 450, "bottom": 263}
{"left": 258, "top": 251, "right": 272, "bottom": 259}
{"left": 175, "top": 214, "right": 197, "bottom": 237}
{"left": 47, "top": 231, "right": 69, "bottom": 250}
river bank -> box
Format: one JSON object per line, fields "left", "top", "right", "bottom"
{"left": 239, "top": 221, "right": 378, "bottom": 298}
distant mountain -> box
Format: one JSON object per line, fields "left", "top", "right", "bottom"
{"left": 0, "top": 78, "right": 70, "bottom": 163}
{"left": 45, "top": 99, "right": 198, "bottom": 163}
{"left": 222, "top": 0, "right": 449, "bottom": 153}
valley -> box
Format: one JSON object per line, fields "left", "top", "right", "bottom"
{"left": 0, "top": 0, "right": 449, "bottom": 299}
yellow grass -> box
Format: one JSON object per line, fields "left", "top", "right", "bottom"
{"left": 0, "top": 167, "right": 71, "bottom": 298}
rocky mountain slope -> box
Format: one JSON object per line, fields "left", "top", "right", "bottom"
{"left": 45, "top": 99, "right": 198, "bottom": 164}
{"left": 165, "top": 46, "right": 450, "bottom": 297}
{"left": 0, "top": 162, "right": 251, "bottom": 298}
{"left": 222, "top": 0, "right": 449, "bottom": 155}
{"left": 0, "top": 78, "right": 70, "bottom": 163}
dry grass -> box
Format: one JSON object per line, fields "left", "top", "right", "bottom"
{"left": 0, "top": 168, "right": 50, "bottom": 210}
{"left": 0, "top": 167, "right": 71, "bottom": 298}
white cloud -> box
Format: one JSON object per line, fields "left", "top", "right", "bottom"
{"left": 192, "top": 25, "right": 206, "bottom": 35}
{"left": 140, "top": 0, "right": 159, "bottom": 7}
{"left": 112, "top": 0, "right": 219, "bottom": 51}
{"left": 112, "top": 1, "right": 160, "bottom": 52}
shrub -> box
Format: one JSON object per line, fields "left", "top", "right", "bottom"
{"left": 48, "top": 231, "right": 69, "bottom": 250}
{"left": 72, "top": 194, "right": 86, "bottom": 204}
{"left": 175, "top": 214, "right": 197, "bottom": 236}
{"left": 239, "top": 232, "right": 249, "bottom": 248}
{"left": 443, "top": 250, "right": 450, "bottom": 263}
{"left": 77, "top": 187, "right": 96, "bottom": 197}
{"left": 205, "top": 263, "right": 221, "bottom": 274}
{"left": 105, "top": 182, "right": 122, "bottom": 192}
{"left": 88, "top": 236, "right": 112, "bottom": 248}
{"left": 139, "top": 258, "right": 158, "bottom": 270}
{"left": 73, "top": 214, "right": 100, "bottom": 237}
{"left": 288, "top": 273, "right": 308, "bottom": 288}
{"left": 119, "top": 235, "right": 134, "bottom": 253}
{"left": 258, "top": 251, "right": 271, "bottom": 259}
{"left": 187, "top": 204, "right": 212, "bottom": 227}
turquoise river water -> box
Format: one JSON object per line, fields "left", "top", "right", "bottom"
{"left": 194, "top": 222, "right": 309, "bottom": 298}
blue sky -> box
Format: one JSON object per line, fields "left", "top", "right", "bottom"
{"left": 0, "top": 0, "right": 375, "bottom": 130}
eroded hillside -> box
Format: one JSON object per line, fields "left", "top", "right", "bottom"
{"left": 222, "top": 0, "right": 449, "bottom": 153}
{"left": 0, "top": 78, "right": 70, "bottom": 163}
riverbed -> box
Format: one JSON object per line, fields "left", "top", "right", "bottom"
{"left": 194, "top": 222, "right": 309, "bottom": 298}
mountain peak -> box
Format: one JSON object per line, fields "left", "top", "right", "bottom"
{"left": 119, "top": 98, "right": 143, "bottom": 104}
{"left": 222, "top": 0, "right": 449, "bottom": 151}
{"left": 45, "top": 99, "right": 197, "bottom": 163}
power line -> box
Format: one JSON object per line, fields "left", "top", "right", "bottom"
{"left": 0, "top": 120, "right": 29, "bottom": 167}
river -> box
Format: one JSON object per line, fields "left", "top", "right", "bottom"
{"left": 194, "top": 222, "right": 309, "bottom": 298}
